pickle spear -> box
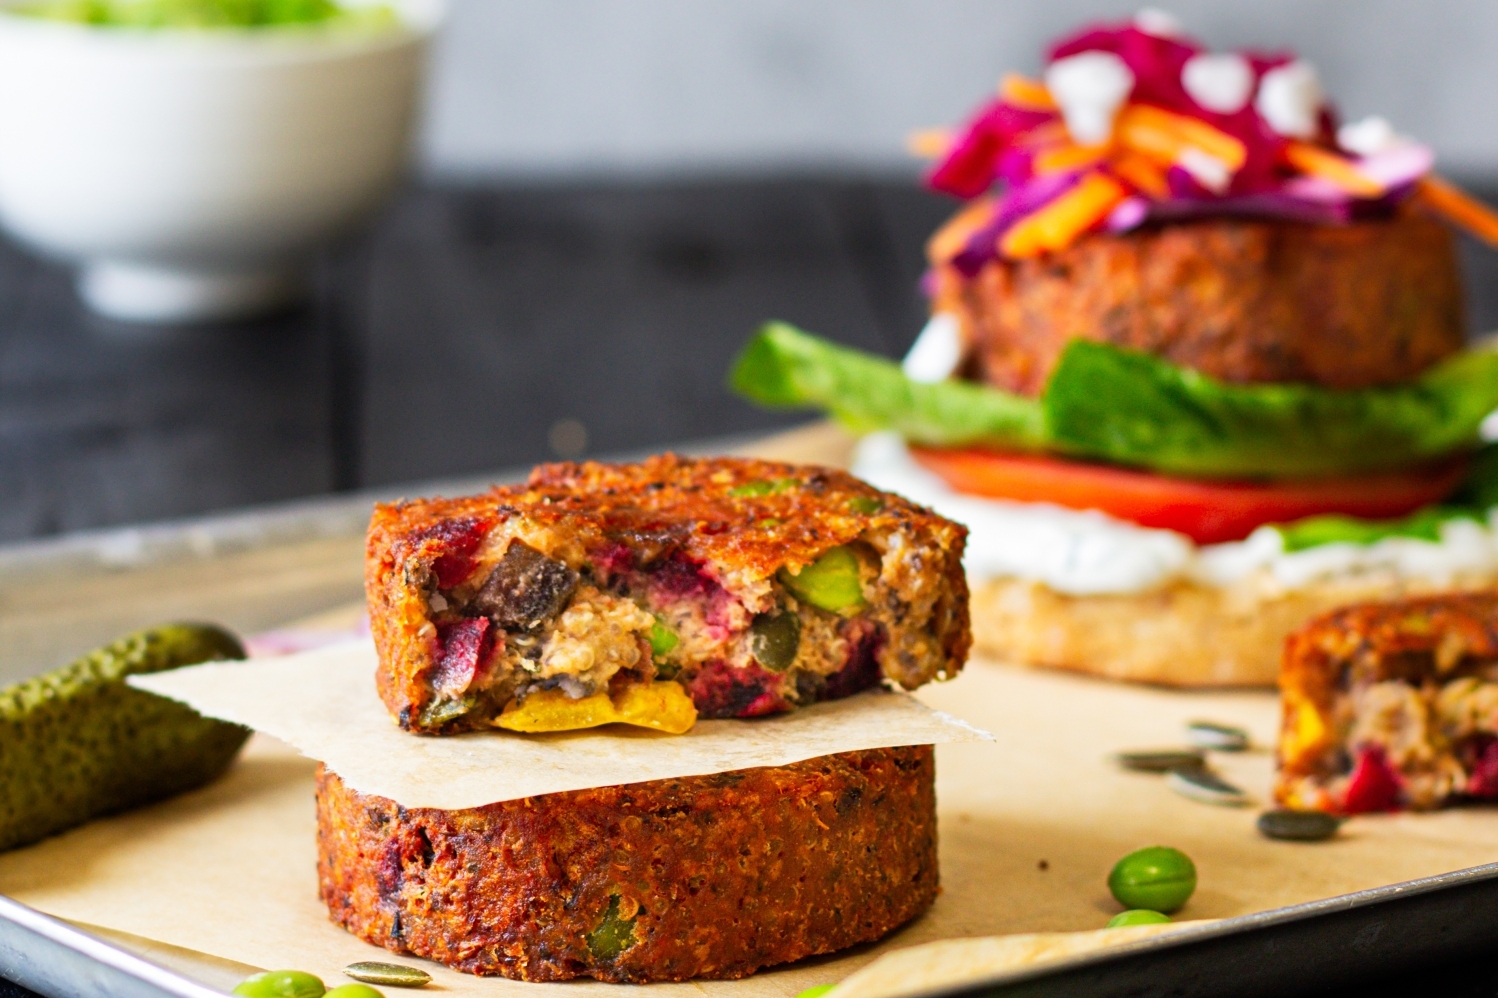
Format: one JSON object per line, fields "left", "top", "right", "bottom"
{"left": 0, "top": 623, "right": 250, "bottom": 852}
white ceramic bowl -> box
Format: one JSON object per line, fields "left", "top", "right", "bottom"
{"left": 0, "top": 0, "right": 442, "bottom": 324}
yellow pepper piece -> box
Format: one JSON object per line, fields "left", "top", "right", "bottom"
{"left": 1280, "top": 696, "right": 1329, "bottom": 768}
{"left": 496, "top": 681, "right": 698, "bottom": 735}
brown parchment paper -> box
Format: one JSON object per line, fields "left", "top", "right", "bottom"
{"left": 127, "top": 640, "right": 993, "bottom": 810}
{"left": 9, "top": 656, "right": 1498, "bottom": 997}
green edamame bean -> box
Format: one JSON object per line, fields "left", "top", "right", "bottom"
{"left": 795, "top": 987, "right": 837, "bottom": 998}
{"left": 325, "top": 986, "right": 384, "bottom": 998}
{"left": 1107, "top": 846, "right": 1197, "bottom": 914}
{"left": 779, "top": 546, "right": 866, "bottom": 613}
{"left": 750, "top": 611, "right": 801, "bottom": 670}
{"left": 648, "top": 620, "right": 679, "bottom": 658}
{"left": 233, "top": 970, "right": 326, "bottom": 998}
{"left": 1107, "top": 909, "right": 1172, "bottom": 927}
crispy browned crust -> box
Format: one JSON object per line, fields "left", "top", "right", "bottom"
{"left": 315, "top": 747, "right": 938, "bottom": 982}
{"left": 1276, "top": 592, "right": 1498, "bottom": 810}
{"left": 366, "top": 454, "right": 970, "bottom": 731}
{"left": 934, "top": 208, "right": 1464, "bottom": 395}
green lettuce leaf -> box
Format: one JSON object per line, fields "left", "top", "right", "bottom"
{"left": 1045, "top": 340, "right": 1498, "bottom": 477}
{"left": 729, "top": 322, "right": 1498, "bottom": 479}
{"left": 1274, "top": 445, "right": 1498, "bottom": 551}
{"left": 729, "top": 322, "right": 1045, "bottom": 449}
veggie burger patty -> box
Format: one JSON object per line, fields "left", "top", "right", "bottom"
{"left": 315, "top": 747, "right": 938, "bottom": 982}
{"left": 1278, "top": 591, "right": 1498, "bottom": 813}
{"left": 366, "top": 455, "right": 970, "bottom": 734}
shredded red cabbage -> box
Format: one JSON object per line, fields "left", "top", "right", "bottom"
{"left": 924, "top": 16, "right": 1431, "bottom": 272}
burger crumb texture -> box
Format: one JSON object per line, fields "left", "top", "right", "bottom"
{"left": 940, "top": 209, "right": 1463, "bottom": 396}
{"left": 366, "top": 455, "right": 970, "bottom": 733}
{"left": 1278, "top": 592, "right": 1498, "bottom": 812}
{"left": 315, "top": 747, "right": 938, "bottom": 982}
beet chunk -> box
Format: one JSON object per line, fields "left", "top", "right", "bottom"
{"left": 470, "top": 541, "right": 578, "bottom": 630}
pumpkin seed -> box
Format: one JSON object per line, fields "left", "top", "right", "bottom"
{"left": 1166, "top": 765, "right": 1250, "bottom": 807}
{"left": 342, "top": 964, "right": 432, "bottom": 988}
{"left": 1114, "top": 749, "right": 1205, "bottom": 773}
{"left": 1186, "top": 721, "right": 1250, "bottom": 752}
{"left": 1257, "top": 809, "right": 1343, "bottom": 842}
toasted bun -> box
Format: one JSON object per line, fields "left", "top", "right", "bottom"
{"left": 971, "top": 572, "right": 1498, "bottom": 687}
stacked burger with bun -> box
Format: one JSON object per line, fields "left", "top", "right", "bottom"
{"left": 733, "top": 10, "right": 1498, "bottom": 687}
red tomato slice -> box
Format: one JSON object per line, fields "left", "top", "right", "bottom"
{"left": 909, "top": 447, "right": 1470, "bottom": 545}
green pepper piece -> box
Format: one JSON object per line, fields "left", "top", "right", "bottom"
{"left": 848, "top": 496, "right": 883, "bottom": 515}
{"left": 729, "top": 478, "right": 798, "bottom": 497}
{"left": 648, "top": 620, "right": 680, "bottom": 658}
{"left": 779, "top": 546, "right": 866, "bottom": 613}
{"left": 233, "top": 971, "right": 326, "bottom": 998}
{"left": 587, "top": 894, "right": 638, "bottom": 960}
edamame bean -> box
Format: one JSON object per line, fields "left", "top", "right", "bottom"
{"left": 795, "top": 987, "right": 837, "bottom": 998}
{"left": 779, "top": 547, "right": 866, "bottom": 613}
{"left": 1107, "top": 846, "right": 1197, "bottom": 914}
{"left": 233, "top": 970, "right": 326, "bottom": 998}
{"left": 1106, "top": 909, "right": 1172, "bottom": 928}
{"left": 648, "top": 620, "right": 679, "bottom": 658}
{"left": 325, "top": 987, "right": 383, "bottom": 998}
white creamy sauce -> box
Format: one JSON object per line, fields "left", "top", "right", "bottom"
{"left": 851, "top": 433, "right": 1498, "bottom": 595}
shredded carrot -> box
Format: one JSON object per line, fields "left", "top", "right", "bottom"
{"left": 1000, "top": 73, "right": 1057, "bottom": 111}
{"left": 1108, "top": 150, "right": 1170, "bottom": 198}
{"left": 1115, "top": 104, "right": 1246, "bottom": 171}
{"left": 1417, "top": 175, "right": 1498, "bottom": 247}
{"left": 1000, "top": 173, "right": 1128, "bottom": 258}
{"left": 927, "top": 197, "right": 997, "bottom": 265}
{"left": 906, "top": 128, "right": 952, "bottom": 159}
{"left": 1034, "top": 142, "right": 1110, "bottom": 176}
{"left": 1283, "top": 142, "right": 1384, "bottom": 198}
{"left": 1014, "top": 120, "right": 1070, "bottom": 150}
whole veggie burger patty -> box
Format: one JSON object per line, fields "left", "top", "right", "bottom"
{"left": 367, "top": 455, "right": 969, "bottom": 733}
{"left": 315, "top": 747, "right": 938, "bottom": 982}
{"left": 939, "top": 209, "right": 1463, "bottom": 397}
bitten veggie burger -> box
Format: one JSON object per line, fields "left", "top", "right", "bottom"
{"left": 732, "top": 11, "right": 1498, "bottom": 687}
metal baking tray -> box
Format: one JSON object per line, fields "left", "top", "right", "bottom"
{"left": 2, "top": 427, "right": 1497, "bottom": 998}
{"left": 2, "top": 861, "right": 1498, "bottom": 998}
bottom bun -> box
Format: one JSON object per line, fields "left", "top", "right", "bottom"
{"left": 315, "top": 747, "right": 937, "bottom": 983}
{"left": 971, "top": 572, "right": 1498, "bottom": 687}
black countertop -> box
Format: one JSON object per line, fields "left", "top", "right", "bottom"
{"left": 6, "top": 176, "right": 1498, "bottom": 544}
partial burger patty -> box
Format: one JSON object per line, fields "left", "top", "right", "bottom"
{"left": 1277, "top": 592, "right": 1498, "bottom": 813}
{"left": 933, "top": 207, "right": 1463, "bottom": 396}
{"left": 366, "top": 455, "right": 970, "bottom": 733}
{"left": 315, "top": 747, "right": 938, "bottom": 982}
